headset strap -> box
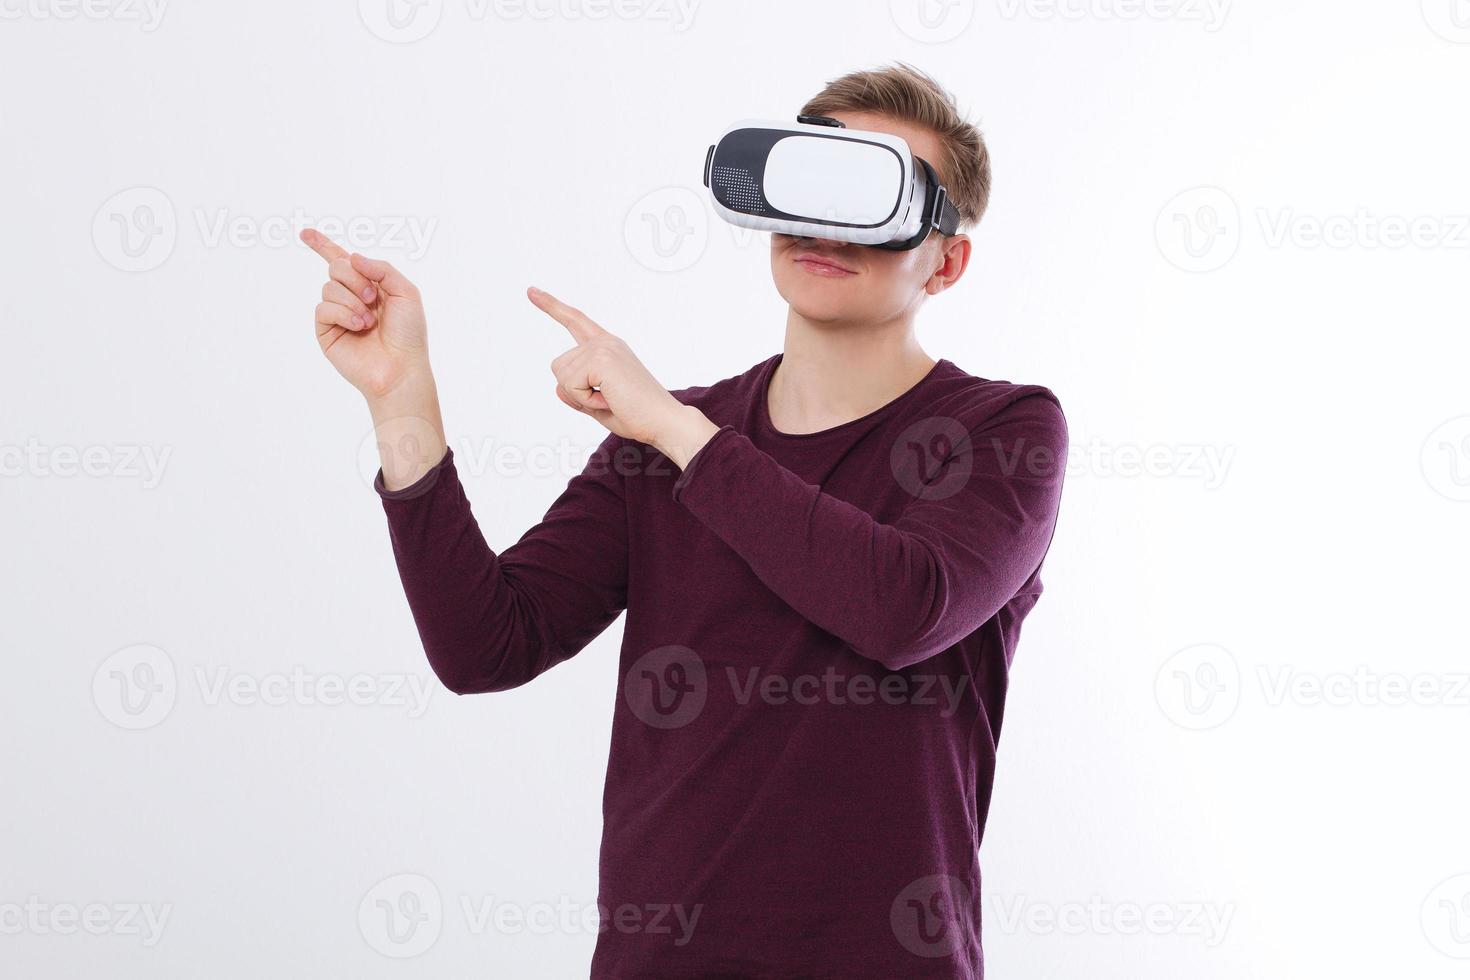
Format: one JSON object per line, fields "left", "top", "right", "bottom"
{"left": 933, "top": 183, "right": 961, "bottom": 236}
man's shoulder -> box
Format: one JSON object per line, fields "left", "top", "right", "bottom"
{"left": 919, "top": 359, "right": 1066, "bottom": 434}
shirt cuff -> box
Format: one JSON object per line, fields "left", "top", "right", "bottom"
{"left": 375, "top": 447, "right": 455, "bottom": 501}
{"left": 670, "top": 424, "right": 736, "bottom": 499}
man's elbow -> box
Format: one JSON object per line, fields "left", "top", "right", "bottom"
{"left": 853, "top": 625, "right": 953, "bottom": 672}
{"left": 856, "top": 596, "right": 990, "bottom": 670}
{"left": 425, "top": 658, "right": 488, "bottom": 695}
{"left": 425, "top": 645, "right": 540, "bottom": 695}
{"left": 431, "top": 667, "right": 488, "bottom": 696}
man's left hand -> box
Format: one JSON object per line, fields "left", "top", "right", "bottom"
{"left": 528, "top": 286, "right": 719, "bottom": 469}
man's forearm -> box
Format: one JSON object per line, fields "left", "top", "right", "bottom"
{"left": 667, "top": 395, "right": 1068, "bottom": 670}
{"left": 367, "top": 369, "right": 448, "bottom": 491}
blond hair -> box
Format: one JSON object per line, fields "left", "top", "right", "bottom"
{"left": 799, "top": 63, "right": 991, "bottom": 229}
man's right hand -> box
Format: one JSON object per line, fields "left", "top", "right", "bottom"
{"left": 303, "top": 228, "right": 429, "bottom": 400}
{"left": 303, "top": 227, "right": 447, "bottom": 490}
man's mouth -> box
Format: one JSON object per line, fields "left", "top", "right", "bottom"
{"left": 792, "top": 249, "right": 857, "bottom": 277}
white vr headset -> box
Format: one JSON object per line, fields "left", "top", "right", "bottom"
{"left": 703, "top": 115, "right": 962, "bottom": 251}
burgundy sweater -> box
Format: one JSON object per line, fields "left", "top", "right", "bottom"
{"left": 377, "top": 354, "right": 1067, "bottom": 978}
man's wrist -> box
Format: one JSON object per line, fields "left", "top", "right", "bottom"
{"left": 364, "top": 364, "right": 437, "bottom": 418}
{"left": 654, "top": 404, "right": 720, "bottom": 471}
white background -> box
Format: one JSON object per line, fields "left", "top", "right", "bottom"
{"left": 4, "top": 0, "right": 1469, "bottom": 976}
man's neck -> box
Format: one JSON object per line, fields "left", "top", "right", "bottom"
{"left": 768, "top": 310, "right": 937, "bottom": 436}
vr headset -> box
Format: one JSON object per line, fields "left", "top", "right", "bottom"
{"left": 703, "top": 115, "right": 961, "bottom": 251}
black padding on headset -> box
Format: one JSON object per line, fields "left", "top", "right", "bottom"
{"left": 873, "top": 157, "right": 961, "bottom": 251}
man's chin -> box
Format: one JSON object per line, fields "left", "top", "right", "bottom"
{"left": 786, "top": 296, "right": 861, "bottom": 326}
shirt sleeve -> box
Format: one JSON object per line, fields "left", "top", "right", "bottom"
{"left": 670, "top": 392, "right": 1068, "bottom": 671}
{"left": 377, "top": 434, "right": 630, "bottom": 694}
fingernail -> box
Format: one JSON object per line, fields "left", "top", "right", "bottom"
{"left": 362, "top": 287, "right": 376, "bottom": 302}
{"left": 352, "top": 314, "right": 364, "bottom": 328}
{"left": 528, "top": 286, "right": 542, "bottom": 297}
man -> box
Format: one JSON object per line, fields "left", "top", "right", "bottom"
{"left": 305, "top": 64, "right": 1066, "bottom": 979}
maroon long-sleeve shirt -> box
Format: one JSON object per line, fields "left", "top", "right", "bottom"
{"left": 376, "top": 354, "right": 1067, "bottom": 978}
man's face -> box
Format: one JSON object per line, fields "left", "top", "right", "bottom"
{"left": 769, "top": 110, "right": 968, "bottom": 327}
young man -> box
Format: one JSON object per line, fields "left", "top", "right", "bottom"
{"left": 305, "top": 65, "right": 1066, "bottom": 979}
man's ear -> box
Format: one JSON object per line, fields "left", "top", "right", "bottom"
{"left": 925, "top": 234, "right": 972, "bottom": 295}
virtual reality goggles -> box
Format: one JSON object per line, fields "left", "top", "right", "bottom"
{"left": 703, "top": 115, "right": 962, "bottom": 251}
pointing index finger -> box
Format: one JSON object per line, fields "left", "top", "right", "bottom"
{"left": 528, "top": 286, "right": 605, "bottom": 344}
{"left": 301, "top": 227, "right": 348, "bottom": 264}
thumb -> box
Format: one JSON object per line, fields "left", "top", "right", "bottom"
{"left": 350, "top": 253, "right": 419, "bottom": 299}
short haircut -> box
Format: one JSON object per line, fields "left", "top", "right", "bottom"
{"left": 800, "top": 63, "right": 992, "bottom": 229}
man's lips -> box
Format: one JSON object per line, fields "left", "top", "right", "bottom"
{"left": 792, "top": 251, "right": 857, "bottom": 276}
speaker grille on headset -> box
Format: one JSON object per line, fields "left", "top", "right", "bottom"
{"left": 712, "top": 165, "right": 766, "bottom": 214}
